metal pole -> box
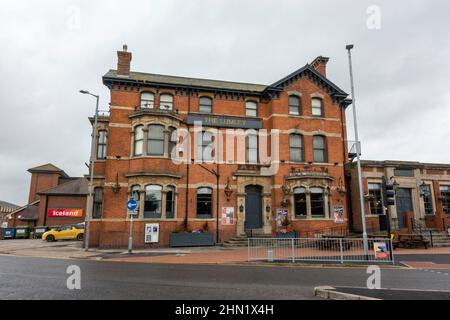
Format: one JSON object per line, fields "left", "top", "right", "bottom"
{"left": 128, "top": 214, "right": 133, "bottom": 254}
{"left": 346, "top": 45, "right": 369, "bottom": 257}
{"left": 85, "top": 94, "right": 99, "bottom": 251}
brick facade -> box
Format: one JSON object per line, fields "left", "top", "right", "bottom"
{"left": 89, "top": 46, "right": 352, "bottom": 248}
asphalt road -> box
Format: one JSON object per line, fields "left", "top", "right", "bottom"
{"left": 0, "top": 255, "right": 450, "bottom": 300}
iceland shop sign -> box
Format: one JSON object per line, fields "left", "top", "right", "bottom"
{"left": 47, "top": 208, "right": 83, "bottom": 218}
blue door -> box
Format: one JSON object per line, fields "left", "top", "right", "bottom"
{"left": 395, "top": 188, "right": 413, "bottom": 229}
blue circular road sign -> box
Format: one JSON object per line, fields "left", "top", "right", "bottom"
{"left": 127, "top": 199, "right": 138, "bottom": 211}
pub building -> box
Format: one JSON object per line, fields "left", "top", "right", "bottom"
{"left": 88, "top": 45, "right": 352, "bottom": 248}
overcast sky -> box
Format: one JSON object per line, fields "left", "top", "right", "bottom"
{"left": 1, "top": 0, "right": 449, "bottom": 205}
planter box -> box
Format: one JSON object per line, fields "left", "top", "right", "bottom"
{"left": 276, "top": 231, "right": 298, "bottom": 239}
{"left": 170, "top": 232, "right": 215, "bottom": 247}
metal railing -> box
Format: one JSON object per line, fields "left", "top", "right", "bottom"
{"left": 248, "top": 237, "right": 394, "bottom": 265}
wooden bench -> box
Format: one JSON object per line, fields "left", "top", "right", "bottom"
{"left": 393, "top": 233, "right": 430, "bottom": 249}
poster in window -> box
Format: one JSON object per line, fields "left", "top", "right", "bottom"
{"left": 221, "top": 207, "right": 235, "bottom": 225}
{"left": 144, "top": 223, "right": 159, "bottom": 243}
{"left": 333, "top": 205, "right": 345, "bottom": 224}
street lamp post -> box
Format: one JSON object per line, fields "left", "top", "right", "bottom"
{"left": 80, "top": 90, "right": 99, "bottom": 252}
{"left": 345, "top": 45, "right": 369, "bottom": 257}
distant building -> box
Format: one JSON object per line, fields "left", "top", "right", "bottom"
{"left": 346, "top": 160, "right": 450, "bottom": 233}
{"left": 6, "top": 164, "right": 88, "bottom": 228}
{"left": 0, "top": 200, "right": 19, "bottom": 228}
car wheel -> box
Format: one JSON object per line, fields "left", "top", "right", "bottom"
{"left": 77, "top": 234, "right": 84, "bottom": 241}
{"left": 46, "top": 235, "right": 55, "bottom": 242}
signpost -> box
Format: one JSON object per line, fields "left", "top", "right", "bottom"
{"left": 127, "top": 199, "right": 138, "bottom": 254}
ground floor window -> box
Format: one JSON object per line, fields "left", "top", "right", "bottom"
{"left": 310, "top": 187, "right": 325, "bottom": 217}
{"left": 293, "top": 187, "right": 307, "bottom": 218}
{"left": 92, "top": 187, "right": 103, "bottom": 219}
{"left": 440, "top": 186, "right": 450, "bottom": 215}
{"left": 368, "top": 183, "right": 383, "bottom": 215}
{"left": 421, "top": 184, "right": 434, "bottom": 215}
{"left": 166, "top": 186, "right": 175, "bottom": 219}
{"left": 197, "top": 187, "right": 212, "bottom": 218}
{"left": 144, "top": 185, "right": 162, "bottom": 218}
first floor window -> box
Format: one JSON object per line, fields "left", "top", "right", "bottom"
{"left": 313, "top": 135, "right": 327, "bottom": 163}
{"left": 197, "top": 131, "right": 214, "bottom": 161}
{"left": 160, "top": 94, "right": 173, "bottom": 111}
{"left": 246, "top": 133, "right": 258, "bottom": 164}
{"left": 440, "top": 186, "right": 450, "bottom": 215}
{"left": 294, "top": 187, "right": 307, "bottom": 218}
{"left": 97, "top": 130, "right": 107, "bottom": 159}
{"left": 130, "top": 185, "right": 140, "bottom": 202}
{"left": 133, "top": 125, "right": 144, "bottom": 156}
{"left": 421, "top": 184, "right": 434, "bottom": 215}
{"left": 368, "top": 183, "right": 383, "bottom": 215}
{"left": 310, "top": 187, "right": 325, "bottom": 217}
{"left": 140, "top": 92, "right": 154, "bottom": 109}
{"left": 289, "top": 134, "right": 303, "bottom": 162}
{"left": 144, "top": 185, "right": 162, "bottom": 218}
{"left": 168, "top": 127, "right": 177, "bottom": 159}
{"left": 197, "top": 187, "right": 212, "bottom": 218}
{"left": 245, "top": 101, "right": 258, "bottom": 117}
{"left": 93, "top": 187, "right": 103, "bottom": 219}
{"left": 148, "top": 124, "right": 165, "bottom": 156}
{"left": 166, "top": 186, "right": 175, "bottom": 219}
{"left": 312, "top": 98, "right": 323, "bottom": 117}
{"left": 289, "top": 95, "right": 301, "bottom": 115}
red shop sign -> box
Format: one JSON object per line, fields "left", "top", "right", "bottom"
{"left": 47, "top": 208, "right": 83, "bottom": 218}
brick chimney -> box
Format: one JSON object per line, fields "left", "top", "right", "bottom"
{"left": 117, "top": 44, "right": 132, "bottom": 77}
{"left": 310, "top": 56, "right": 329, "bottom": 77}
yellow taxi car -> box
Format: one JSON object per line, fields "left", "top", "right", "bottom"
{"left": 42, "top": 225, "right": 84, "bottom": 242}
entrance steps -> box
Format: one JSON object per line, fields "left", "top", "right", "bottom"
{"left": 222, "top": 231, "right": 273, "bottom": 247}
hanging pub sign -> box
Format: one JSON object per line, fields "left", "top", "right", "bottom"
{"left": 221, "top": 207, "right": 235, "bottom": 225}
{"left": 333, "top": 205, "right": 345, "bottom": 224}
{"left": 47, "top": 208, "right": 83, "bottom": 218}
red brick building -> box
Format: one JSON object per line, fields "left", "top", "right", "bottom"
{"left": 89, "top": 46, "right": 352, "bottom": 248}
{"left": 7, "top": 164, "right": 87, "bottom": 229}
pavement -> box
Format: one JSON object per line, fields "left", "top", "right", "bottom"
{"left": 317, "top": 286, "right": 450, "bottom": 300}
{"left": 2, "top": 239, "right": 450, "bottom": 269}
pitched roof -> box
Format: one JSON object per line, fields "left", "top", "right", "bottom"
{"left": 28, "top": 163, "right": 68, "bottom": 176}
{"left": 103, "top": 70, "right": 267, "bottom": 93}
{"left": 37, "top": 178, "right": 88, "bottom": 196}
{"left": 15, "top": 202, "right": 39, "bottom": 221}
{"left": 0, "top": 200, "right": 19, "bottom": 208}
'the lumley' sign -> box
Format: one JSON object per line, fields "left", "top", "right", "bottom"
{"left": 47, "top": 208, "right": 83, "bottom": 218}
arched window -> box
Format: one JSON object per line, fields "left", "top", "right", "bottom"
{"left": 246, "top": 132, "right": 258, "bottom": 164}
{"left": 140, "top": 92, "right": 154, "bottom": 109}
{"left": 245, "top": 101, "right": 258, "bottom": 117}
{"left": 133, "top": 125, "right": 144, "bottom": 156}
{"left": 313, "top": 135, "right": 327, "bottom": 163}
{"left": 92, "top": 187, "right": 103, "bottom": 219}
{"left": 97, "top": 130, "right": 107, "bottom": 159}
{"left": 199, "top": 97, "right": 212, "bottom": 113}
{"left": 197, "top": 131, "right": 214, "bottom": 162}
{"left": 293, "top": 187, "right": 307, "bottom": 218}
{"left": 310, "top": 187, "right": 325, "bottom": 217}
{"left": 311, "top": 98, "right": 323, "bottom": 117}
{"left": 168, "top": 127, "right": 177, "bottom": 159}
{"left": 197, "top": 187, "right": 213, "bottom": 218}
{"left": 160, "top": 94, "right": 173, "bottom": 111}
{"left": 144, "top": 185, "right": 162, "bottom": 218}
{"left": 289, "top": 134, "right": 303, "bottom": 162}
{"left": 166, "top": 186, "right": 175, "bottom": 219}
{"left": 147, "top": 124, "right": 165, "bottom": 156}
{"left": 289, "top": 95, "right": 301, "bottom": 115}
